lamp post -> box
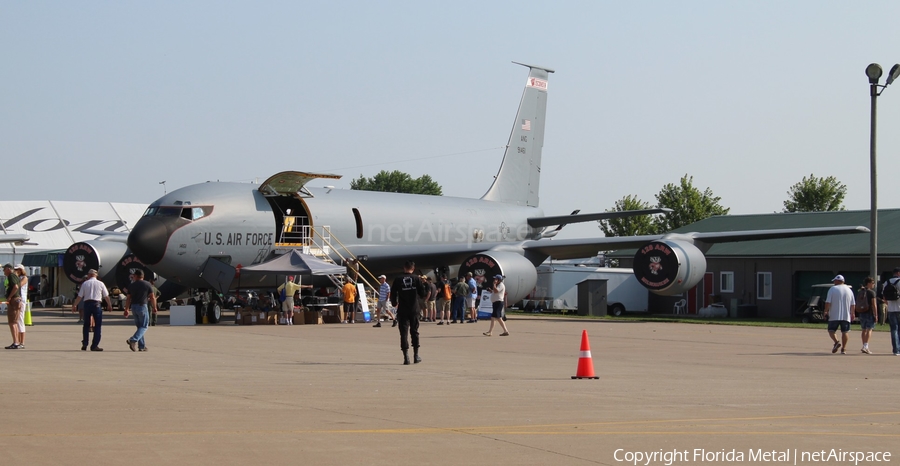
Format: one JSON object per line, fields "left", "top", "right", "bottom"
{"left": 866, "top": 63, "right": 900, "bottom": 281}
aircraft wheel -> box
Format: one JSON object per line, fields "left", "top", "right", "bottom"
{"left": 610, "top": 304, "right": 625, "bottom": 317}
{"left": 801, "top": 316, "right": 811, "bottom": 324}
{"left": 207, "top": 302, "right": 221, "bottom": 324}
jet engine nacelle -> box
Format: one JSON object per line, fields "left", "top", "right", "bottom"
{"left": 632, "top": 239, "right": 707, "bottom": 296}
{"left": 458, "top": 251, "right": 538, "bottom": 305}
{"left": 63, "top": 241, "right": 128, "bottom": 286}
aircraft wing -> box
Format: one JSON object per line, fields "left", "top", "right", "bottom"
{"left": 522, "top": 235, "right": 666, "bottom": 260}
{"left": 688, "top": 226, "right": 871, "bottom": 243}
{"left": 0, "top": 234, "right": 30, "bottom": 245}
{"left": 522, "top": 225, "right": 870, "bottom": 260}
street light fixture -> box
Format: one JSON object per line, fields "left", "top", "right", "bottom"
{"left": 867, "top": 62, "right": 900, "bottom": 283}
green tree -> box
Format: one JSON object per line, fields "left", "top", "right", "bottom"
{"left": 653, "top": 174, "right": 730, "bottom": 232}
{"left": 782, "top": 174, "right": 846, "bottom": 213}
{"left": 350, "top": 170, "right": 443, "bottom": 195}
{"left": 599, "top": 195, "right": 660, "bottom": 237}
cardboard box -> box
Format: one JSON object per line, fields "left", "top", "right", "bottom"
{"left": 243, "top": 315, "right": 254, "bottom": 325}
{"left": 304, "top": 310, "right": 322, "bottom": 325}
{"left": 292, "top": 314, "right": 306, "bottom": 325}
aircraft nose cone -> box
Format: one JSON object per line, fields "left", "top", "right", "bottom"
{"left": 128, "top": 217, "right": 170, "bottom": 265}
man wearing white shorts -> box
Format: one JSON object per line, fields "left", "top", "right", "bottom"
{"left": 824, "top": 274, "right": 855, "bottom": 355}
{"left": 13, "top": 265, "right": 28, "bottom": 348}
{"left": 373, "top": 275, "right": 396, "bottom": 328}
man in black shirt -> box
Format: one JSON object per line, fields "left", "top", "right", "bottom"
{"left": 390, "top": 261, "right": 426, "bottom": 365}
{"left": 124, "top": 270, "right": 157, "bottom": 352}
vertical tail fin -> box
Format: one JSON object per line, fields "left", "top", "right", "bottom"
{"left": 481, "top": 62, "right": 554, "bottom": 207}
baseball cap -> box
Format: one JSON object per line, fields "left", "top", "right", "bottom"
{"left": 378, "top": 275, "right": 386, "bottom": 279}
{"left": 494, "top": 274, "right": 504, "bottom": 280}
{"left": 2, "top": 263, "right": 12, "bottom": 269}
{"left": 14, "top": 264, "right": 24, "bottom": 271}
{"left": 832, "top": 274, "right": 845, "bottom": 282}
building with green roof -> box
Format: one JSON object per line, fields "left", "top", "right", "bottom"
{"left": 611, "top": 209, "right": 896, "bottom": 319}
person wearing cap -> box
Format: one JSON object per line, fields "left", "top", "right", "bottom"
{"left": 390, "top": 261, "right": 426, "bottom": 364}
{"left": 71, "top": 269, "right": 113, "bottom": 351}
{"left": 884, "top": 267, "right": 900, "bottom": 355}
{"left": 823, "top": 274, "right": 855, "bottom": 354}
{"left": 373, "top": 275, "right": 396, "bottom": 328}
{"left": 483, "top": 274, "right": 510, "bottom": 337}
{"left": 13, "top": 265, "right": 28, "bottom": 348}
{"left": 4, "top": 264, "right": 23, "bottom": 349}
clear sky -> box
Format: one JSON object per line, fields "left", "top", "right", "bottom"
{"left": 4, "top": 1, "right": 900, "bottom": 240}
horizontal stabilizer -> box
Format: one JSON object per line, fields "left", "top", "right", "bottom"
{"left": 528, "top": 208, "right": 672, "bottom": 228}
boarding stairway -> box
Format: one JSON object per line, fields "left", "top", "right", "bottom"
{"left": 275, "top": 217, "right": 381, "bottom": 316}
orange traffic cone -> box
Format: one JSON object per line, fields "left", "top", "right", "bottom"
{"left": 572, "top": 330, "right": 599, "bottom": 379}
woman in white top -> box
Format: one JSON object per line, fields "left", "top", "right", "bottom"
{"left": 483, "top": 274, "right": 510, "bottom": 336}
{"left": 14, "top": 265, "right": 27, "bottom": 348}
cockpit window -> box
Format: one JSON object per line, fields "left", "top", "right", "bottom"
{"left": 156, "top": 207, "right": 182, "bottom": 217}
{"left": 142, "top": 206, "right": 212, "bottom": 220}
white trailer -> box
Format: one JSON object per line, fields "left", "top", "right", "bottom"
{"left": 530, "top": 263, "right": 648, "bottom": 316}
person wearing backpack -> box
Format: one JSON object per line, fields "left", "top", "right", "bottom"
{"left": 436, "top": 275, "right": 452, "bottom": 325}
{"left": 823, "top": 275, "right": 855, "bottom": 355}
{"left": 856, "top": 277, "right": 877, "bottom": 354}
{"left": 884, "top": 267, "right": 900, "bottom": 355}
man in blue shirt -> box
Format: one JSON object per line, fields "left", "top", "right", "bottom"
{"left": 466, "top": 272, "right": 478, "bottom": 323}
{"left": 373, "top": 275, "right": 396, "bottom": 328}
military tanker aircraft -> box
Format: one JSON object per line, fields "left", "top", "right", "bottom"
{"left": 120, "top": 62, "right": 867, "bottom": 313}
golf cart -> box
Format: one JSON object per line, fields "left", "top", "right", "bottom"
{"left": 795, "top": 283, "right": 853, "bottom": 323}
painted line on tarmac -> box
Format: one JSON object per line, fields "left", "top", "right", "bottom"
{"left": 3, "top": 411, "right": 899, "bottom": 438}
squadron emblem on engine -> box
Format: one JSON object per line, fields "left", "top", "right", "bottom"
{"left": 648, "top": 256, "right": 662, "bottom": 275}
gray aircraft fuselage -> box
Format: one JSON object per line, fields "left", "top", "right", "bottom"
{"left": 130, "top": 182, "right": 543, "bottom": 288}
{"left": 129, "top": 62, "right": 555, "bottom": 295}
